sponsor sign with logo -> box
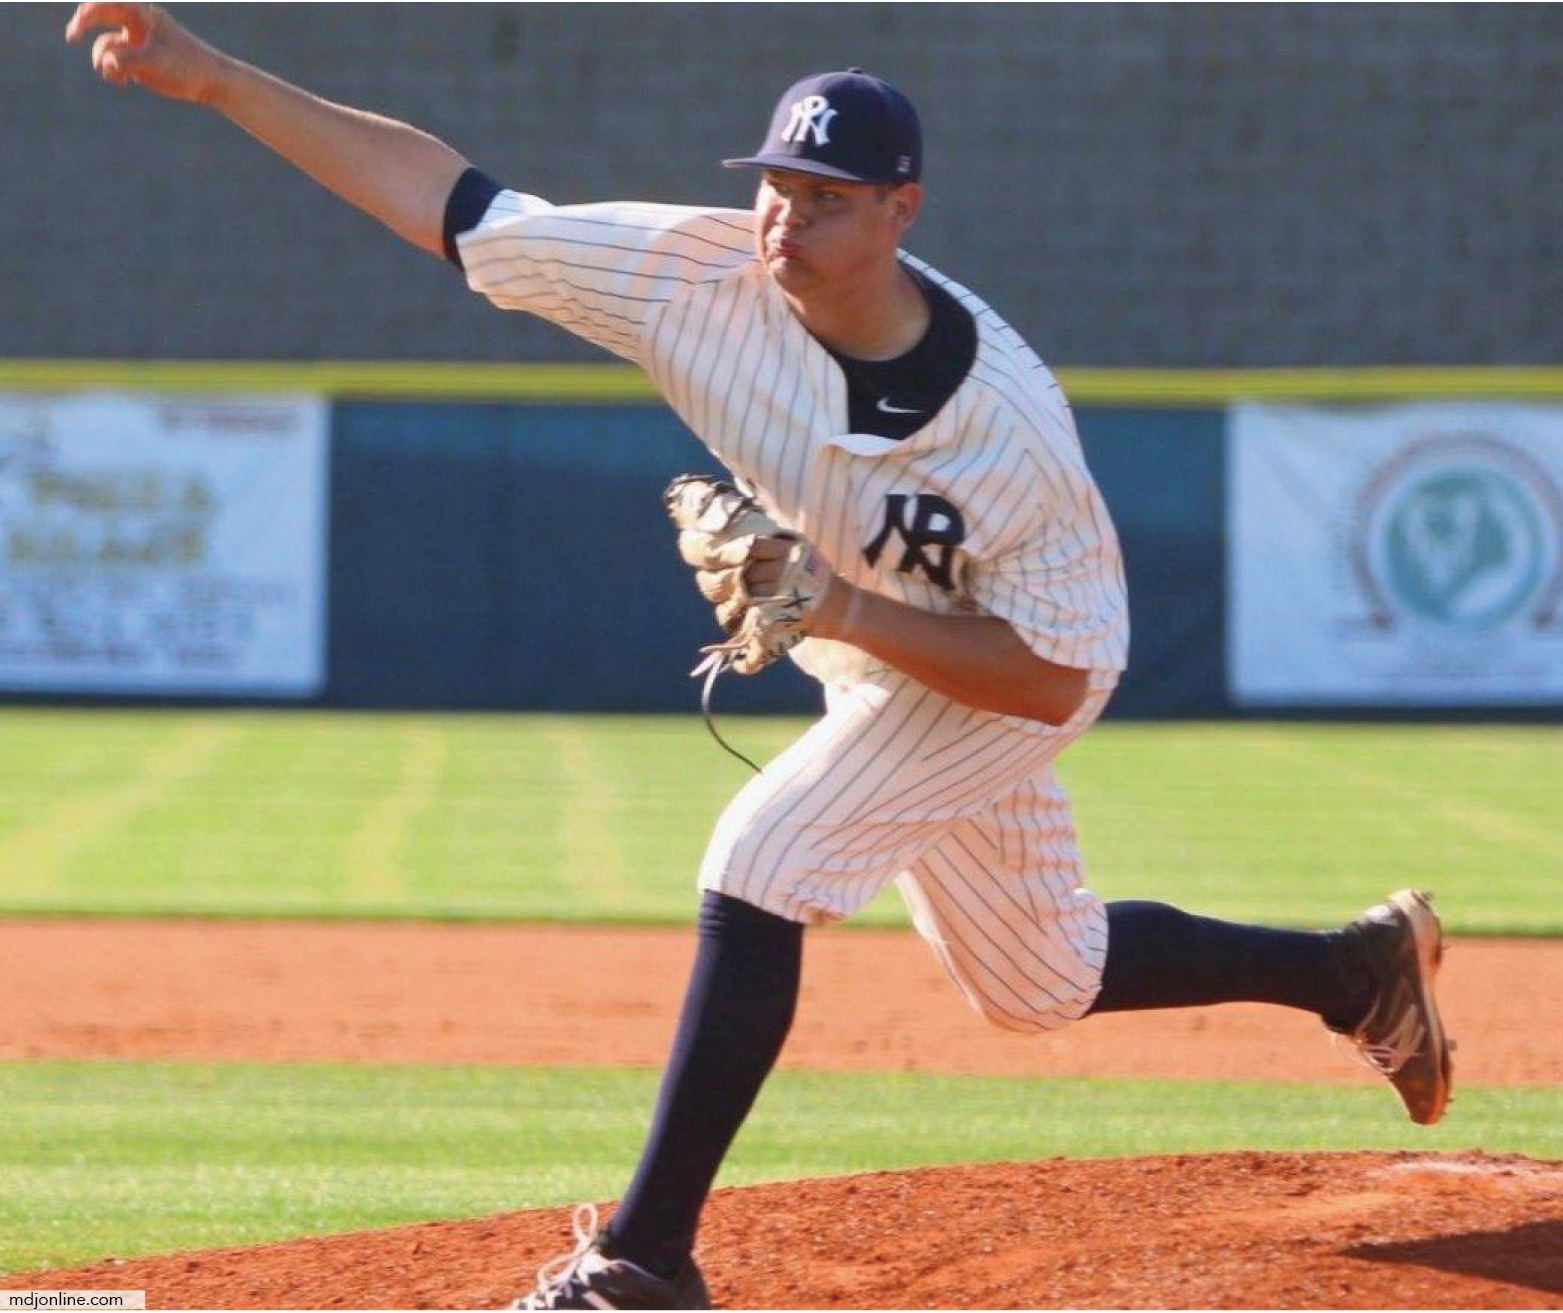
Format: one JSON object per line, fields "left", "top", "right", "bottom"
{"left": 1228, "top": 402, "right": 1563, "bottom": 704}
{"left": 0, "top": 393, "right": 328, "bottom": 695}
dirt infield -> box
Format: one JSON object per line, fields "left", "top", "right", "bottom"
{"left": 20, "top": 1154, "right": 1563, "bottom": 1309}
{"left": 5, "top": 919, "right": 1561, "bottom": 1309}
{"left": 1, "top": 918, "right": 1559, "bottom": 1083}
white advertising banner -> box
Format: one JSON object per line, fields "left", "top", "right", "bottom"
{"left": 1229, "top": 402, "right": 1563, "bottom": 705}
{"left": 0, "top": 393, "right": 328, "bottom": 694}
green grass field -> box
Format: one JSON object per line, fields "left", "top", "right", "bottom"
{"left": 6, "top": 1061, "right": 1562, "bottom": 1273}
{"left": 1, "top": 710, "right": 1557, "bottom": 1275}
{"left": 0, "top": 710, "right": 1557, "bottom": 932}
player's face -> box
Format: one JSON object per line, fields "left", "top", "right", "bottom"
{"left": 755, "top": 170, "right": 921, "bottom": 295}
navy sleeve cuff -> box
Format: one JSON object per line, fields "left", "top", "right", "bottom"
{"left": 442, "top": 167, "right": 504, "bottom": 269}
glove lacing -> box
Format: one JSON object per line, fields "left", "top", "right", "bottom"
{"left": 690, "top": 647, "right": 763, "bottom": 774}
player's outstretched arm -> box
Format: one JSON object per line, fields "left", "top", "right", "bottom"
{"left": 66, "top": 3, "right": 468, "bottom": 257}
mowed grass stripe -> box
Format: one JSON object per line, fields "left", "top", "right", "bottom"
{"left": 1245, "top": 729, "right": 1563, "bottom": 865}
{"left": 2, "top": 1060, "right": 1559, "bottom": 1272}
{"left": 64, "top": 716, "right": 396, "bottom": 915}
{"left": 342, "top": 723, "right": 449, "bottom": 903}
{"left": 0, "top": 710, "right": 1557, "bottom": 932}
{"left": 0, "top": 720, "right": 235, "bottom": 899}
{"left": 534, "top": 720, "right": 640, "bottom": 906}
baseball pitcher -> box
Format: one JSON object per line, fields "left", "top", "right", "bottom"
{"left": 68, "top": 8, "right": 1453, "bottom": 1309}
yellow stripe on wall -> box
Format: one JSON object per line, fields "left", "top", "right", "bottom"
{"left": 1059, "top": 367, "right": 1563, "bottom": 406}
{"left": 0, "top": 360, "right": 661, "bottom": 402}
{"left": 1, "top": 360, "right": 1561, "bottom": 405}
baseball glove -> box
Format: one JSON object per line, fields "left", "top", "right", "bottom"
{"left": 664, "top": 474, "right": 833, "bottom": 677}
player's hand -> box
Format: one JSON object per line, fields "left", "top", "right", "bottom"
{"left": 741, "top": 536, "right": 798, "bottom": 596}
{"left": 66, "top": 3, "right": 225, "bottom": 104}
{"left": 665, "top": 475, "right": 834, "bottom": 675}
{"left": 694, "top": 535, "right": 808, "bottom": 630}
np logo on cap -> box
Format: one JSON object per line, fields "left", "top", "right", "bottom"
{"left": 724, "top": 68, "right": 922, "bottom": 185}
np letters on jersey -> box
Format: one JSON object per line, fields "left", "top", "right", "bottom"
{"left": 863, "top": 492, "right": 966, "bottom": 591}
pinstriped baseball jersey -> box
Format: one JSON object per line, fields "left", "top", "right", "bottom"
{"left": 455, "top": 186, "right": 1124, "bottom": 1023}
{"left": 456, "top": 192, "right": 1129, "bottom": 692}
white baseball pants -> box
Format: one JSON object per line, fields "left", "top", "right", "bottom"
{"left": 699, "top": 672, "right": 1113, "bottom": 1032}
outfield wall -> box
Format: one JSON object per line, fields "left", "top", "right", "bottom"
{"left": 2, "top": 365, "right": 1560, "bottom": 718}
{"left": 322, "top": 399, "right": 1226, "bottom": 716}
{"left": 20, "top": 5, "right": 1562, "bottom": 369}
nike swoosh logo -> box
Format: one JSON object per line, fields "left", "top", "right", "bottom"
{"left": 876, "top": 397, "right": 922, "bottom": 415}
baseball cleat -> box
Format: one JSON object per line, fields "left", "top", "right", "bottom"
{"left": 1332, "top": 889, "right": 1453, "bottom": 1126}
{"left": 510, "top": 1204, "right": 712, "bottom": 1310}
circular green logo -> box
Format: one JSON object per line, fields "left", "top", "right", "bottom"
{"left": 1379, "top": 467, "right": 1545, "bottom": 628}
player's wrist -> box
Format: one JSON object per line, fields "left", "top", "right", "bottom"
{"left": 809, "top": 578, "right": 863, "bottom": 643}
{"left": 195, "top": 48, "right": 250, "bottom": 111}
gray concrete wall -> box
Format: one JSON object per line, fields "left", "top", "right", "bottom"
{"left": 11, "top": 3, "right": 1561, "bottom": 366}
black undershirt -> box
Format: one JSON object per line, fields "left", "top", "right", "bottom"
{"left": 822, "top": 268, "right": 977, "bottom": 441}
{"left": 442, "top": 168, "right": 977, "bottom": 441}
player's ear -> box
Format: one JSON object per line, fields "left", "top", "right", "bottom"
{"left": 888, "top": 182, "right": 924, "bottom": 233}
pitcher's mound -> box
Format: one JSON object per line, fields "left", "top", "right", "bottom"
{"left": 19, "top": 1152, "right": 1563, "bottom": 1309}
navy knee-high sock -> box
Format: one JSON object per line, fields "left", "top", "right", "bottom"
{"left": 1087, "top": 901, "right": 1372, "bottom": 1029}
{"left": 607, "top": 891, "right": 802, "bottom": 1279}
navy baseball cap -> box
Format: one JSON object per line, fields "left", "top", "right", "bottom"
{"left": 723, "top": 69, "right": 922, "bottom": 185}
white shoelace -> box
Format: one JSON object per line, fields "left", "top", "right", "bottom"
{"left": 526, "top": 1203, "right": 604, "bottom": 1309}
{"left": 1336, "top": 1006, "right": 1426, "bottom": 1076}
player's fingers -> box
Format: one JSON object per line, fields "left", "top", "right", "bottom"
{"left": 715, "top": 596, "right": 749, "bottom": 634}
{"left": 695, "top": 568, "right": 740, "bottom": 606}
{"left": 65, "top": 2, "right": 104, "bottom": 42}
{"left": 747, "top": 536, "right": 793, "bottom": 562}
{"left": 90, "top": 30, "right": 143, "bottom": 85}
{"left": 90, "top": 30, "right": 124, "bottom": 79}
{"left": 65, "top": 1, "right": 149, "bottom": 44}
{"left": 744, "top": 558, "right": 786, "bottom": 594}
{"left": 679, "top": 532, "right": 753, "bottom": 571}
